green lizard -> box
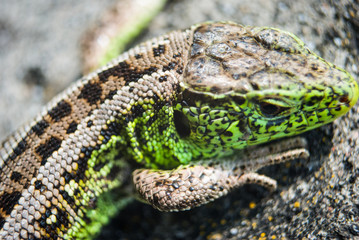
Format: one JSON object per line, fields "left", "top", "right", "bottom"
{"left": 0, "top": 22, "right": 358, "bottom": 239}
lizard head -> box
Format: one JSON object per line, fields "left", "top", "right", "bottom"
{"left": 174, "top": 22, "right": 358, "bottom": 159}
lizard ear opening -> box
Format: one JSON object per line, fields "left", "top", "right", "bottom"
{"left": 173, "top": 110, "right": 191, "bottom": 138}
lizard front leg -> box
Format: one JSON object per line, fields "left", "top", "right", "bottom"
{"left": 133, "top": 137, "right": 309, "bottom": 211}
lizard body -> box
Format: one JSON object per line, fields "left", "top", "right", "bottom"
{"left": 0, "top": 22, "right": 358, "bottom": 239}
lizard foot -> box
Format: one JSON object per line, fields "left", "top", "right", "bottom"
{"left": 133, "top": 137, "right": 309, "bottom": 211}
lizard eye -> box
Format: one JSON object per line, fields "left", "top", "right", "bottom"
{"left": 259, "top": 102, "right": 289, "bottom": 117}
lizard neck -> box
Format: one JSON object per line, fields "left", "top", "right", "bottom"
{"left": 124, "top": 81, "right": 194, "bottom": 169}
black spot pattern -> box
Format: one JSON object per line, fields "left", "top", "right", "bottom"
{"left": 0, "top": 217, "right": 4, "bottom": 229}
{"left": 10, "top": 171, "right": 23, "bottom": 182}
{"left": 131, "top": 104, "right": 145, "bottom": 117}
{"left": 48, "top": 100, "right": 72, "bottom": 122}
{"left": 87, "top": 120, "right": 93, "bottom": 128}
{"left": 97, "top": 61, "right": 158, "bottom": 85}
{"left": 7, "top": 139, "right": 28, "bottom": 161}
{"left": 163, "top": 62, "right": 177, "bottom": 72}
{"left": 34, "top": 180, "right": 43, "bottom": 190}
{"left": 53, "top": 207, "right": 70, "bottom": 235}
{"left": 59, "top": 189, "right": 75, "bottom": 206}
{"left": 105, "top": 90, "right": 118, "bottom": 101}
{"left": 13, "top": 139, "right": 27, "bottom": 156}
{"left": 35, "top": 136, "right": 62, "bottom": 165}
{"left": 159, "top": 76, "right": 168, "bottom": 82}
{"left": 153, "top": 44, "right": 166, "bottom": 57}
{"left": 28, "top": 234, "right": 42, "bottom": 240}
{"left": 78, "top": 82, "right": 103, "bottom": 105}
{"left": 176, "top": 67, "right": 183, "bottom": 74}
{"left": 31, "top": 119, "right": 49, "bottom": 136}
{"left": 0, "top": 191, "right": 21, "bottom": 214}
{"left": 66, "top": 121, "right": 78, "bottom": 134}
{"left": 75, "top": 158, "right": 88, "bottom": 181}
{"left": 223, "top": 131, "right": 233, "bottom": 137}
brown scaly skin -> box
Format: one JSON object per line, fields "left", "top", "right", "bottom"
{"left": 0, "top": 22, "right": 357, "bottom": 239}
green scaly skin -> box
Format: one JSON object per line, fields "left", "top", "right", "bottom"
{"left": 0, "top": 22, "right": 357, "bottom": 239}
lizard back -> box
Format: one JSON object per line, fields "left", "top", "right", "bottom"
{"left": 0, "top": 27, "right": 191, "bottom": 239}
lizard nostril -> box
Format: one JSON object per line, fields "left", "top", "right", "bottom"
{"left": 339, "top": 95, "right": 349, "bottom": 104}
